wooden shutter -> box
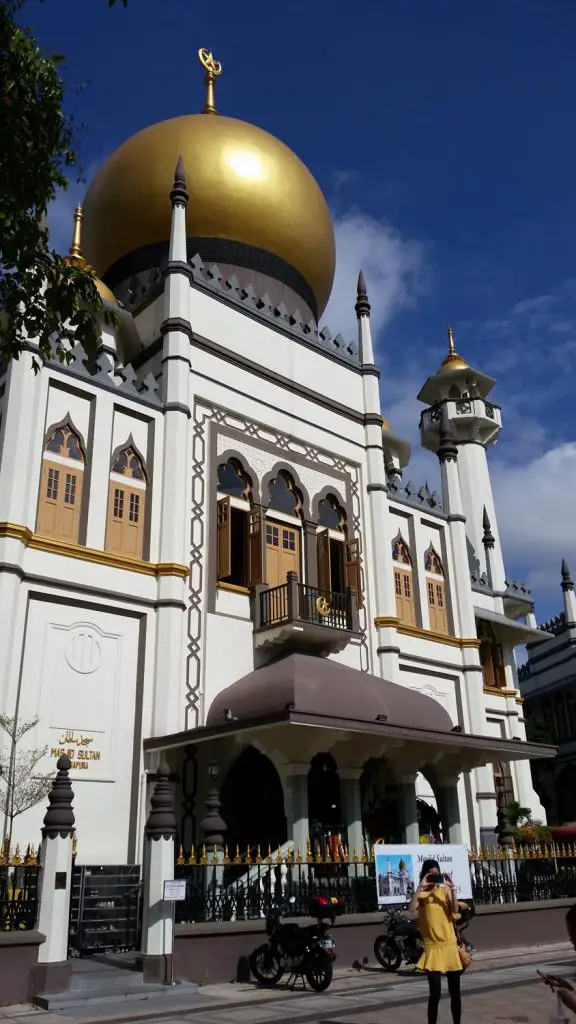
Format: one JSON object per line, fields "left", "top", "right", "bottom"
{"left": 216, "top": 497, "right": 232, "bottom": 580}
{"left": 37, "top": 460, "right": 81, "bottom": 543}
{"left": 395, "top": 569, "right": 416, "bottom": 626}
{"left": 37, "top": 461, "right": 60, "bottom": 537}
{"left": 344, "top": 538, "right": 363, "bottom": 608}
{"left": 248, "top": 505, "right": 265, "bottom": 586}
{"left": 317, "top": 529, "right": 331, "bottom": 590}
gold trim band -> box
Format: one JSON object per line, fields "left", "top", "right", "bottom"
{"left": 374, "top": 615, "right": 481, "bottom": 649}
{"left": 0, "top": 523, "right": 188, "bottom": 579}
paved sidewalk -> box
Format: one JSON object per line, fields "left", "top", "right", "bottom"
{"left": 0, "top": 942, "right": 573, "bottom": 1024}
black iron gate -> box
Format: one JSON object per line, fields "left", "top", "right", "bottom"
{"left": 69, "top": 864, "right": 142, "bottom": 956}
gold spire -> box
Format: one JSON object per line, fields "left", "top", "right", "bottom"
{"left": 438, "top": 325, "right": 469, "bottom": 374}
{"left": 63, "top": 204, "right": 117, "bottom": 305}
{"left": 198, "top": 48, "right": 222, "bottom": 115}
{"left": 64, "top": 204, "right": 87, "bottom": 268}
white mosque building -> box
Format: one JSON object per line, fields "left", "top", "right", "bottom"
{"left": 0, "top": 51, "right": 553, "bottom": 866}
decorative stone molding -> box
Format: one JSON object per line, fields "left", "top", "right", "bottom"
{"left": 42, "top": 755, "right": 75, "bottom": 839}
{"left": 387, "top": 476, "right": 444, "bottom": 513}
{"left": 145, "top": 762, "right": 177, "bottom": 841}
{"left": 47, "top": 341, "right": 162, "bottom": 409}
{"left": 115, "top": 255, "right": 360, "bottom": 366}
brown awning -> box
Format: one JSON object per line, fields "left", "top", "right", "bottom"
{"left": 145, "top": 653, "right": 556, "bottom": 774}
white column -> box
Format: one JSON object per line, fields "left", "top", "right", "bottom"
{"left": 356, "top": 272, "right": 400, "bottom": 682}
{"left": 340, "top": 768, "right": 364, "bottom": 858}
{"left": 152, "top": 157, "right": 192, "bottom": 738}
{"left": 437, "top": 776, "right": 463, "bottom": 845}
{"left": 284, "top": 766, "right": 309, "bottom": 860}
{"left": 32, "top": 754, "right": 75, "bottom": 995}
{"left": 562, "top": 561, "right": 576, "bottom": 623}
{"left": 0, "top": 349, "right": 47, "bottom": 528}
{"left": 398, "top": 774, "right": 420, "bottom": 844}
{"left": 457, "top": 442, "right": 506, "bottom": 590}
{"left": 437, "top": 410, "right": 497, "bottom": 842}
{"left": 140, "top": 762, "right": 177, "bottom": 984}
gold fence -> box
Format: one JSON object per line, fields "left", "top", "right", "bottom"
{"left": 0, "top": 835, "right": 78, "bottom": 867}
{"left": 176, "top": 839, "right": 576, "bottom": 868}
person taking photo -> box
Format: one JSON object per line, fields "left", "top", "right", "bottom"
{"left": 408, "top": 858, "right": 462, "bottom": 1024}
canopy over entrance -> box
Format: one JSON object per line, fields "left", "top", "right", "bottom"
{"left": 145, "top": 653, "right": 556, "bottom": 775}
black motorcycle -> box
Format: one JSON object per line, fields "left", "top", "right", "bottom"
{"left": 374, "top": 902, "right": 475, "bottom": 972}
{"left": 249, "top": 895, "right": 344, "bottom": 992}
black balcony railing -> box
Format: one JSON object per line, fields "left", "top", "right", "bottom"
{"left": 256, "top": 574, "right": 359, "bottom": 634}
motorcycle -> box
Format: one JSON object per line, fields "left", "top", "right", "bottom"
{"left": 249, "top": 894, "right": 344, "bottom": 992}
{"left": 374, "top": 901, "right": 475, "bottom": 972}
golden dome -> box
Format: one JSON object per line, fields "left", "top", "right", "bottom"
{"left": 82, "top": 113, "right": 336, "bottom": 316}
{"left": 382, "top": 417, "right": 392, "bottom": 433}
{"left": 437, "top": 326, "right": 469, "bottom": 374}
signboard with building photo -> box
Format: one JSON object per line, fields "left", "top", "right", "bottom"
{"left": 374, "top": 844, "right": 472, "bottom": 905}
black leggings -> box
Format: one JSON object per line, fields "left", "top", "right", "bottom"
{"left": 427, "top": 971, "right": 462, "bottom": 1024}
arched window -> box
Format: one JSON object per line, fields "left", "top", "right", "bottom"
{"left": 36, "top": 422, "right": 85, "bottom": 544}
{"left": 265, "top": 471, "right": 302, "bottom": 588}
{"left": 217, "top": 459, "right": 252, "bottom": 501}
{"left": 106, "top": 442, "right": 147, "bottom": 559}
{"left": 424, "top": 546, "right": 449, "bottom": 634}
{"left": 267, "top": 471, "right": 302, "bottom": 518}
{"left": 316, "top": 495, "right": 363, "bottom": 607}
{"left": 216, "top": 458, "right": 263, "bottom": 590}
{"left": 478, "top": 619, "right": 506, "bottom": 689}
{"left": 392, "top": 533, "right": 416, "bottom": 626}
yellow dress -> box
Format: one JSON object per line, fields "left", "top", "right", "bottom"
{"left": 416, "top": 885, "right": 462, "bottom": 973}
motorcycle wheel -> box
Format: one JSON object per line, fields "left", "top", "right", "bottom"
{"left": 374, "top": 936, "right": 402, "bottom": 972}
{"left": 248, "top": 944, "right": 284, "bottom": 986}
{"left": 305, "top": 951, "right": 334, "bottom": 992}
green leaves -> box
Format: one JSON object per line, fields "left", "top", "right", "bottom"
{"left": 0, "top": 2, "right": 104, "bottom": 365}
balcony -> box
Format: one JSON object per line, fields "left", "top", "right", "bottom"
{"left": 253, "top": 571, "right": 361, "bottom": 654}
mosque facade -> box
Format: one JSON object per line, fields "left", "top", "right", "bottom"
{"left": 0, "top": 51, "right": 553, "bottom": 865}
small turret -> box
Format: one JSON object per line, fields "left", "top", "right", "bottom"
{"left": 561, "top": 559, "right": 576, "bottom": 623}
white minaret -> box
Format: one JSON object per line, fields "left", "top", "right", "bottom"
{"left": 152, "top": 156, "right": 192, "bottom": 737}
{"left": 357, "top": 273, "right": 409, "bottom": 682}
{"left": 418, "top": 328, "right": 506, "bottom": 590}
{"left": 561, "top": 559, "right": 576, "bottom": 624}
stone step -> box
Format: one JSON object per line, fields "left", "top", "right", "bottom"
{"left": 35, "top": 979, "right": 198, "bottom": 1011}
{"left": 33, "top": 958, "right": 198, "bottom": 1010}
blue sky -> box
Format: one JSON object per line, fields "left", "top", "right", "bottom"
{"left": 28, "top": 0, "right": 576, "bottom": 622}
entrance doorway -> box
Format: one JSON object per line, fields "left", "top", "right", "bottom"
{"left": 220, "top": 746, "right": 287, "bottom": 856}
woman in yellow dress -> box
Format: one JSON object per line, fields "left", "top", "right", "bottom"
{"left": 408, "top": 859, "right": 462, "bottom": 1024}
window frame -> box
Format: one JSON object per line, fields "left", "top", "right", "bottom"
{"left": 36, "top": 421, "right": 86, "bottom": 544}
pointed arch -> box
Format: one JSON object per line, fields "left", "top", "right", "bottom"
{"left": 392, "top": 532, "right": 412, "bottom": 566}
{"left": 36, "top": 415, "right": 86, "bottom": 543}
{"left": 106, "top": 435, "right": 148, "bottom": 560}
{"left": 391, "top": 531, "right": 416, "bottom": 626}
{"left": 424, "top": 545, "right": 444, "bottom": 576}
{"left": 217, "top": 457, "right": 253, "bottom": 502}
{"left": 424, "top": 544, "right": 449, "bottom": 633}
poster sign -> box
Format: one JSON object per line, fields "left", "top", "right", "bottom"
{"left": 373, "top": 844, "right": 472, "bottom": 906}
{"left": 163, "top": 879, "right": 187, "bottom": 902}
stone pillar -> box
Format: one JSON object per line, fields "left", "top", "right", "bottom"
{"left": 303, "top": 521, "right": 318, "bottom": 588}
{"left": 200, "top": 761, "right": 227, "bottom": 915}
{"left": 437, "top": 777, "right": 463, "bottom": 845}
{"left": 31, "top": 755, "right": 75, "bottom": 996}
{"left": 284, "top": 766, "right": 309, "bottom": 860}
{"left": 340, "top": 769, "right": 364, "bottom": 859}
{"left": 140, "top": 762, "right": 177, "bottom": 984}
{"left": 398, "top": 774, "right": 420, "bottom": 844}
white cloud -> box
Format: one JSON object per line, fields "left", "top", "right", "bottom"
{"left": 322, "top": 211, "right": 427, "bottom": 343}
{"left": 491, "top": 442, "right": 576, "bottom": 608}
